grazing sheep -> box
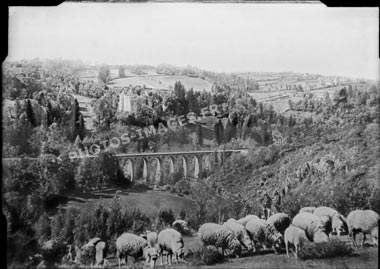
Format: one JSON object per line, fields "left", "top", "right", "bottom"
{"left": 266, "top": 213, "right": 292, "bottom": 235}
{"left": 299, "top": 207, "right": 316, "bottom": 214}
{"left": 245, "top": 218, "right": 267, "bottom": 251}
{"left": 75, "top": 237, "right": 101, "bottom": 266}
{"left": 371, "top": 226, "right": 378, "bottom": 247}
{"left": 223, "top": 219, "right": 253, "bottom": 251}
{"left": 143, "top": 246, "right": 159, "bottom": 269}
{"left": 265, "top": 212, "right": 292, "bottom": 253}
{"left": 115, "top": 233, "right": 148, "bottom": 269}
{"left": 95, "top": 241, "right": 106, "bottom": 266}
{"left": 284, "top": 225, "right": 309, "bottom": 258}
{"left": 157, "top": 228, "right": 185, "bottom": 266}
{"left": 198, "top": 223, "right": 242, "bottom": 257}
{"left": 313, "top": 206, "right": 348, "bottom": 236}
{"left": 147, "top": 232, "right": 158, "bottom": 248}
{"left": 292, "top": 212, "right": 329, "bottom": 243}
{"left": 237, "top": 214, "right": 260, "bottom": 226}
{"left": 347, "top": 209, "right": 379, "bottom": 248}
{"left": 173, "top": 219, "right": 191, "bottom": 234}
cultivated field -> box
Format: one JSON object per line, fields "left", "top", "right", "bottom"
{"left": 112, "top": 75, "right": 212, "bottom": 92}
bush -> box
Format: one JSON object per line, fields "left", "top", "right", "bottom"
{"left": 298, "top": 238, "right": 354, "bottom": 260}
{"left": 158, "top": 208, "right": 175, "bottom": 227}
{"left": 186, "top": 242, "right": 225, "bottom": 266}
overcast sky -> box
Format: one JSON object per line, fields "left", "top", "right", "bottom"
{"left": 8, "top": 3, "right": 379, "bottom": 80}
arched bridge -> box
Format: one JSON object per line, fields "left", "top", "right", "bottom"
{"left": 112, "top": 149, "right": 249, "bottom": 184}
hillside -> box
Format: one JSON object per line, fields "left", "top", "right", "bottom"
{"left": 208, "top": 120, "right": 380, "bottom": 217}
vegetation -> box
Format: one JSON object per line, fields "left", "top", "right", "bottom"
{"left": 298, "top": 239, "right": 354, "bottom": 260}
{"left": 2, "top": 59, "right": 379, "bottom": 267}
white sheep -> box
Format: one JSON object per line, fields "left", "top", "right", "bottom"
{"left": 313, "top": 206, "right": 348, "bottom": 236}
{"left": 223, "top": 219, "right": 253, "bottom": 251}
{"left": 245, "top": 218, "right": 267, "bottom": 251}
{"left": 198, "top": 223, "right": 242, "bottom": 257}
{"left": 284, "top": 225, "right": 310, "bottom": 258}
{"left": 143, "top": 246, "right": 159, "bottom": 269}
{"left": 266, "top": 213, "right": 292, "bottom": 235}
{"left": 172, "top": 219, "right": 191, "bottom": 234}
{"left": 95, "top": 241, "right": 106, "bottom": 266}
{"left": 371, "top": 226, "right": 378, "bottom": 247}
{"left": 75, "top": 237, "right": 101, "bottom": 266}
{"left": 292, "top": 212, "right": 329, "bottom": 243}
{"left": 115, "top": 233, "right": 148, "bottom": 269}
{"left": 157, "top": 228, "right": 185, "bottom": 266}
{"left": 299, "top": 207, "right": 316, "bottom": 214}
{"left": 147, "top": 232, "right": 158, "bottom": 248}
{"left": 347, "top": 209, "right": 379, "bottom": 248}
{"left": 237, "top": 214, "right": 260, "bottom": 226}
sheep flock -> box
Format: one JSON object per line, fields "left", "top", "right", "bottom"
{"left": 72, "top": 207, "right": 378, "bottom": 268}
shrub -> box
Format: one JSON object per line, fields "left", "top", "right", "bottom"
{"left": 298, "top": 238, "right": 354, "bottom": 260}
{"left": 158, "top": 208, "right": 175, "bottom": 227}
{"left": 186, "top": 242, "right": 225, "bottom": 266}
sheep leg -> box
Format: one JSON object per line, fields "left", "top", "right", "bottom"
{"left": 285, "top": 241, "right": 289, "bottom": 258}
{"left": 351, "top": 231, "right": 358, "bottom": 248}
{"left": 362, "top": 233, "right": 366, "bottom": 248}
{"left": 168, "top": 253, "right": 173, "bottom": 266}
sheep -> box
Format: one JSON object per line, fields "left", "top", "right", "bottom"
{"left": 299, "top": 207, "right": 316, "bottom": 214}
{"left": 115, "top": 233, "right": 148, "bottom": 269}
{"left": 292, "top": 212, "right": 329, "bottom": 243}
{"left": 223, "top": 219, "right": 254, "bottom": 251}
{"left": 347, "top": 209, "right": 379, "bottom": 248}
{"left": 198, "top": 223, "right": 242, "bottom": 257}
{"left": 313, "top": 206, "right": 348, "bottom": 236}
{"left": 266, "top": 213, "right": 292, "bottom": 235}
{"left": 237, "top": 214, "right": 260, "bottom": 226}
{"left": 75, "top": 237, "right": 101, "bottom": 266}
{"left": 172, "top": 219, "right": 191, "bottom": 235}
{"left": 245, "top": 218, "right": 267, "bottom": 251}
{"left": 95, "top": 241, "right": 106, "bottom": 266}
{"left": 284, "top": 225, "right": 310, "bottom": 258}
{"left": 371, "top": 226, "right": 378, "bottom": 247}
{"left": 143, "top": 246, "right": 159, "bottom": 269}
{"left": 147, "top": 232, "right": 158, "bottom": 248}
{"left": 157, "top": 228, "right": 185, "bottom": 266}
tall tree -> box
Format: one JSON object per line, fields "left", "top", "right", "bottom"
{"left": 98, "top": 65, "right": 111, "bottom": 84}
{"left": 118, "top": 66, "right": 125, "bottom": 78}
{"left": 25, "top": 99, "right": 36, "bottom": 127}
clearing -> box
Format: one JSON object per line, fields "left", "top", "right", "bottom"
{"left": 64, "top": 188, "right": 198, "bottom": 219}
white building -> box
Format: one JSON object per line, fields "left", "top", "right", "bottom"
{"left": 118, "top": 93, "right": 138, "bottom": 112}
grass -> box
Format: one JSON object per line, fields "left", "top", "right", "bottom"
{"left": 64, "top": 188, "right": 198, "bottom": 220}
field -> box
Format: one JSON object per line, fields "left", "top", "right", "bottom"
{"left": 64, "top": 188, "right": 198, "bottom": 219}
{"left": 111, "top": 75, "right": 212, "bottom": 92}
{"left": 248, "top": 85, "right": 349, "bottom": 113}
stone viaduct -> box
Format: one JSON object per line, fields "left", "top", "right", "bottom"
{"left": 116, "top": 149, "right": 249, "bottom": 184}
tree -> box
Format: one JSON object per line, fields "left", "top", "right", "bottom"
{"left": 196, "top": 124, "right": 203, "bottom": 146}
{"left": 214, "top": 119, "right": 224, "bottom": 145}
{"left": 25, "top": 99, "right": 36, "bottom": 127}
{"left": 98, "top": 65, "right": 110, "bottom": 84}
{"left": 186, "top": 88, "right": 200, "bottom": 114}
{"left": 118, "top": 66, "right": 125, "bottom": 78}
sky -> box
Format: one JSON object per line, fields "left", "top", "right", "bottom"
{"left": 8, "top": 3, "right": 379, "bottom": 80}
